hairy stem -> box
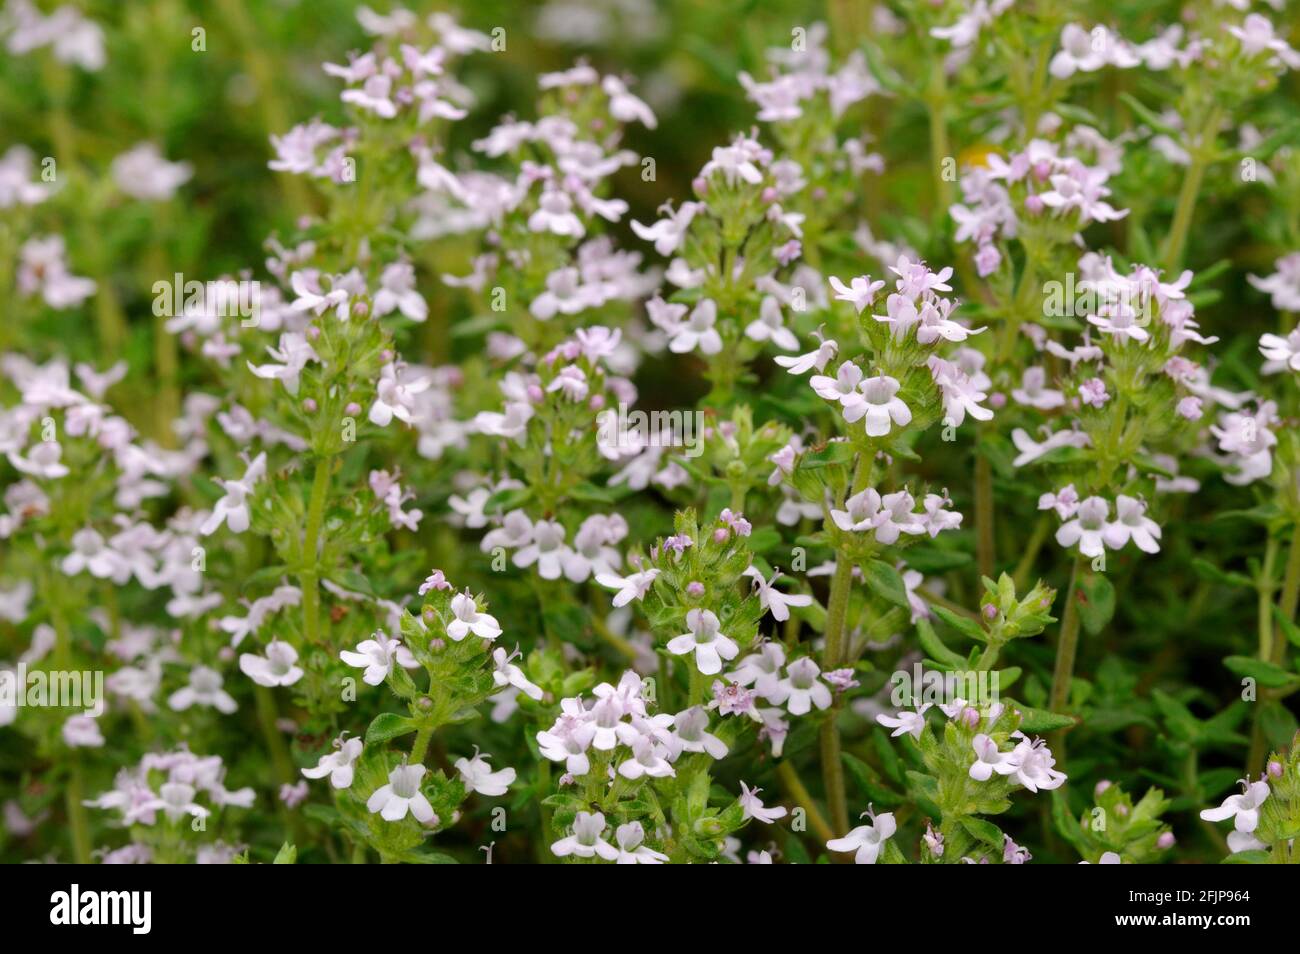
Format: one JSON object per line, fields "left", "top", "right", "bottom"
{"left": 300, "top": 457, "right": 332, "bottom": 645}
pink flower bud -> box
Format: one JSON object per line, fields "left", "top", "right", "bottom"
{"left": 692, "top": 176, "right": 708, "bottom": 197}
{"left": 712, "top": 528, "right": 729, "bottom": 543}
{"left": 345, "top": 402, "right": 362, "bottom": 416}
{"left": 302, "top": 398, "right": 318, "bottom": 413}
{"left": 961, "top": 707, "right": 980, "bottom": 728}
{"left": 1268, "top": 760, "right": 1284, "bottom": 779}
{"left": 982, "top": 604, "right": 998, "bottom": 620}
{"left": 307, "top": 325, "right": 321, "bottom": 340}
{"left": 1094, "top": 779, "right": 1111, "bottom": 797}
{"left": 761, "top": 187, "right": 778, "bottom": 203}
{"left": 526, "top": 383, "right": 545, "bottom": 403}
{"left": 686, "top": 581, "right": 705, "bottom": 598}
{"left": 990, "top": 392, "right": 1007, "bottom": 409}
{"left": 1024, "top": 194, "right": 1045, "bottom": 214}
{"left": 1157, "top": 832, "right": 1176, "bottom": 849}
{"left": 353, "top": 301, "right": 369, "bottom": 317}
{"left": 589, "top": 394, "right": 605, "bottom": 410}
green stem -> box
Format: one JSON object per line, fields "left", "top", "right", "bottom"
{"left": 409, "top": 723, "right": 434, "bottom": 766}
{"left": 67, "top": 760, "right": 92, "bottom": 863}
{"left": 1013, "top": 515, "right": 1050, "bottom": 592}
{"left": 1273, "top": 523, "right": 1300, "bottom": 665}
{"left": 819, "top": 455, "right": 871, "bottom": 836}
{"left": 974, "top": 452, "right": 995, "bottom": 579}
{"left": 1048, "top": 557, "right": 1083, "bottom": 716}
{"left": 925, "top": 57, "right": 953, "bottom": 214}
{"left": 774, "top": 761, "right": 835, "bottom": 844}
{"left": 300, "top": 457, "right": 332, "bottom": 645}
{"left": 1162, "top": 108, "right": 1222, "bottom": 272}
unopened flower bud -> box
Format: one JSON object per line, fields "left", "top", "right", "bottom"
{"left": 686, "top": 581, "right": 705, "bottom": 598}
{"left": 982, "top": 603, "right": 997, "bottom": 620}
{"left": 712, "top": 527, "right": 729, "bottom": 543}
{"left": 345, "top": 402, "right": 361, "bottom": 416}
{"left": 1094, "top": 779, "right": 1111, "bottom": 797}
{"left": 1267, "top": 760, "right": 1284, "bottom": 779}
{"left": 302, "top": 398, "right": 317, "bottom": 414}
{"left": 1157, "top": 832, "right": 1176, "bottom": 849}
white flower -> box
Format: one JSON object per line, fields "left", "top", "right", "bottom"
{"left": 877, "top": 703, "right": 931, "bottom": 741}
{"left": 340, "top": 630, "right": 417, "bottom": 685}
{"left": 370, "top": 363, "right": 431, "bottom": 427}
{"left": 631, "top": 201, "right": 699, "bottom": 256}
{"left": 552, "top": 811, "right": 618, "bottom": 860}
{"left": 668, "top": 299, "right": 722, "bottom": 355}
{"left": 744, "top": 566, "right": 813, "bottom": 622}
{"left": 63, "top": 715, "right": 104, "bottom": 748}
{"left": 302, "top": 736, "right": 363, "bottom": 789}
{"left": 853, "top": 374, "right": 911, "bottom": 436}
{"left": 745, "top": 296, "right": 799, "bottom": 351}
{"left": 492, "top": 647, "right": 543, "bottom": 700}
{"left": 537, "top": 710, "right": 597, "bottom": 775}
{"left": 1038, "top": 484, "right": 1080, "bottom": 520}
{"left": 617, "top": 735, "right": 676, "bottom": 779}
{"left": 367, "top": 764, "right": 437, "bottom": 823}
{"left": 595, "top": 567, "right": 660, "bottom": 607}
{"left": 614, "top": 821, "right": 667, "bottom": 864}
{"left": 455, "top": 748, "right": 516, "bottom": 797}
{"left": 771, "top": 657, "right": 832, "bottom": 715}
{"left": 1011, "top": 366, "right": 1065, "bottom": 409}
{"left": 1200, "top": 778, "right": 1270, "bottom": 836}
{"left": 775, "top": 337, "right": 837, "bottom": 375}
{"left": 1102, "top": 495, "right": 1161, "bottom": 554}
{"left": 447, "top": 592, "right": 502, "bottom": 641}
{"left": 111, "top": 143, "right": 192, "bottom": 200}
{"left": 168, "top": 666, "right": 237, "bottom": 714}
{"left": 373, "top": 262, "right": 427, "bottom": 322}
{"left": 810, "top": 360, "right": 863, "bottom": 404}
{"left": 829, "top": 275, "right": 885, "bottom": 313}
{"left": 146, "top": 782, "right": 209, "bottom": 823}
{"left": 670, "top": 706, "right": 729, "bottom": 759}
{"left": 827, "top": 808, "right": 896, "bottom": 864}
{"left": 200, "top": 452, "right": 267, "bottom": 536}
{"left": 247, "top": 332, "right": 318, "bottom": 395}
{"left": 1259, "top": 329, "right": 1300, "bottom": 375}
{"left": 239, "top": 640, "right": 304, "bottom": 687}
{"left": 969, "top": 733, "right": 1018, "bottom": 781}
{"left": 1011, "top": 426, "right": 1091, "bottom": 467}
{"left": 1055, "top": 495, "right": 1113, "bottom": 558}
{"left": 1007, "top": 732, "right": 1068, "bottom": 792}
{"left": 738, "top": 781, "right": 787, "bottom": 823}
{"left": 512, "top": 519, "right": 574, "bottom": 580}
{"left": 666, "top": 608, "right": 739, "bottom": 676}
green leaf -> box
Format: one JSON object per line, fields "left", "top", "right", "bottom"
{"left": 1075, "top": 573, "right": 1115, "bottom": 636}
{"left": 272, "top": 842, "right": 297, "bottom": 864}
{"left": 1009, "top": 699, "right": 1076, "bottom": 733}
{"left": 1120, "top": 92, "right": 1181, "bottom": 136}
{"left": 958, "top": 816, "right": 1004, "bottom": 850}
{"left": 930, "top": 604, "right": 987, "bottom": 644}
{"left": 1050, "top": 790, "right": 1092, "bottom": 856}
{"left": 365, "top": 712, "right": 420, "bottom": 744}
{"left": 916, "top": 617, "right": 967, "bottom": 669}
{"left": 862, "top": 559, "right": 910, "bottom": 610}
{"left": 1222, "top": 655, "right": 1300, "bottom": 689}
{"left": 1222, "top": 850, "right": 1270, "bottom": 864}
{"left": 1272, "top": 605, "right": 1300, "bottom": 649}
